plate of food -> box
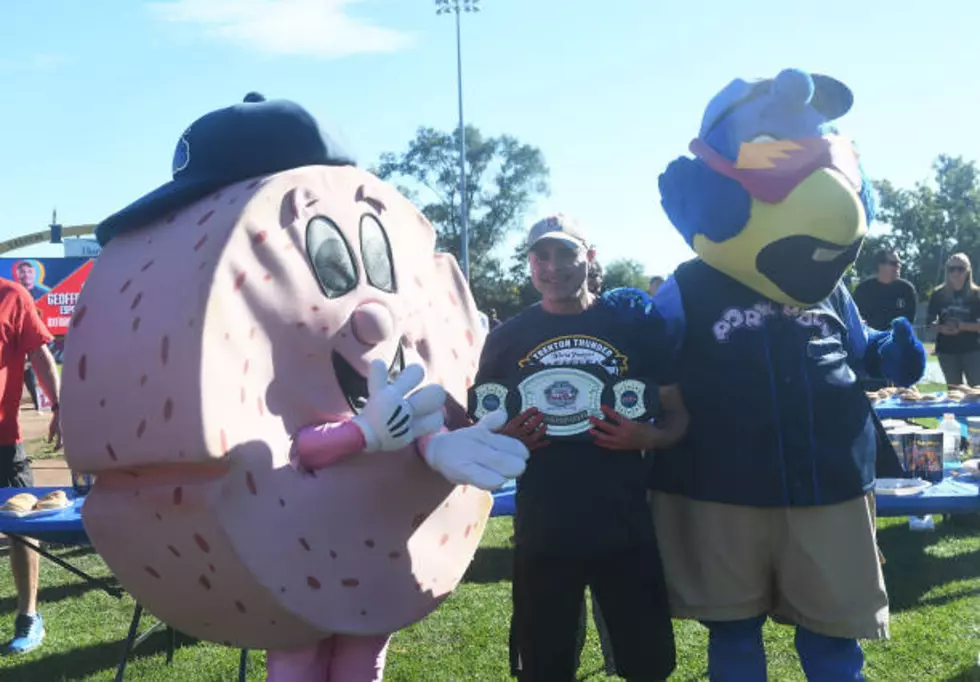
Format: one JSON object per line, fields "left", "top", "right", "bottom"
{"left": 950, "top": 459, "right": 980, "bottom": 481}
{"left": 0, "top": 490, "right": 72, "bottom": 518}
{"left": 875, "top": 478, "right": 933, "bottom": 496}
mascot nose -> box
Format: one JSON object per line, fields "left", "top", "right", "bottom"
{"left": 773, "top": 69, "right": 815, "bottom": 110}
{"left": 351, "top": 302, "right": 394, "bottom": 346}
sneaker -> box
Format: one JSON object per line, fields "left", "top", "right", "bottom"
{"left": 3, "top": 613, "right": 45, "bottom": 654}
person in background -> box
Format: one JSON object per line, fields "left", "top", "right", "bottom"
{"left": 927, "top": 252, "right": 980, "bottom": 386}
{"left": 485, "top": 214, "right": 684, "bottom": 681}
{"left": 23, "top": 360, "right": 38, "bottom": 411}
{"left": 853, "top": 250, "right": 917, "bottom": 330}
{"left": 587, "top": 259, "right": 604, "bottom": 296}
{"left": 488, "top": 308, "right": 502, "bottom": 330}
{"left": 0, "top": 278, "right": 61, "bottom": 654}
{"left": 648, "top": 276, "right": 664, "bottom": 296}
{"left": 13, "top": 261, "right": 50, "bottom": 301}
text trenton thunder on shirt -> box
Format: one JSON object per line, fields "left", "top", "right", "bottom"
{"left": 475, "top": 294, "right": 675, "bottom": 556}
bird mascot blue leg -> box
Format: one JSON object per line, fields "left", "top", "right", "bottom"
{"left": 705, "top": 617, "right": 767, "bottom": 681}
{"left": 795, "top": 627, "right": 865, "bottom": 681}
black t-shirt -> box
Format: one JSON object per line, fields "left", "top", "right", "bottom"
{"left": 928, "top": 288, "right": 980, "bottom": 355}
{"left": 475, "top": 292, "right": 672, "bottom": 555}
{"left": 852, "top": 277, "right": 917, "bottom": 330}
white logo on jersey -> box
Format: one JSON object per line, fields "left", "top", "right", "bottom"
{"left": 713, "top": 303, "right": 833, "bottom": 342}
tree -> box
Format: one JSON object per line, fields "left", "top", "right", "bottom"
{"left": 603, "top": 259, "right": 648, "bottom": 291}
{"left": 373, "top": 125, "right": 549, "bottom": 316}
{"left": 858, "top": 155, "right": 980, "bottom": 299}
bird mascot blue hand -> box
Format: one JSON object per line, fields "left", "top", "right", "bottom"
{"left": 868, "top": 318, "right": 927, "bottom": 387}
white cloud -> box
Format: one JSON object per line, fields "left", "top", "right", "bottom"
{"left": 148, "top": 0, "right": 413, "bottom": 58}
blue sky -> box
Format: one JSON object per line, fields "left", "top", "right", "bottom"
{"left": 1, "top": 0, "right": 977, "bottom": 276}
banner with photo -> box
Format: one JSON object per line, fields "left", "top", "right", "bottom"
{"left": 0, "top": 257, "right": 94, "bottom": 337}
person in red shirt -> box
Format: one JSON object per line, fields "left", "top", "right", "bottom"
{"left": 0, "top": 278, "right": 62, "bottom": 654}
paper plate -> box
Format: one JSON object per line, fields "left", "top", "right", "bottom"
{"left": 875, "top": 478, "right": 933, "bottom": 496}
{"left": 0, "top": 505, "right": 70, "bottom": 520}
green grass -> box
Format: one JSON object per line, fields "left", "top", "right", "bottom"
{"left": 23, "top": 437, "right": 62, "bottom": 462}
{"left": 0, "top": 516, "right": 976, "bottom": 681}
{"left": 1, "top": 367, "right": 975, "bottom": 680}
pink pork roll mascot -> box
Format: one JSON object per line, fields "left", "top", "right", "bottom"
{"left": 60, "top": 93, "right": 528, "bottom": 681}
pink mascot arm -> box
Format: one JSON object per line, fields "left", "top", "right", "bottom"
{"left": 414, "top": 426, "right": 448, "bottom": 463}
{"left": 294, "top": 421, "right": 366, "bottom": 470}
{"left": 294, "top": 420, "right": 448, "bottom": 471}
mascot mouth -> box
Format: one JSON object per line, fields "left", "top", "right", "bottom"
{"left": 332, "top": 346, "right": 406, "bottom": 414}
{"left": 756, "top": 236, "right": 863, "bottom": 304}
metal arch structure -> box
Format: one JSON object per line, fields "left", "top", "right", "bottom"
{"left": 0, "top": 224, "right": 96, "bottom": 255}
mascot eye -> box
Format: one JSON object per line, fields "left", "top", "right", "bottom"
{"left": 360, "top": 214, "right": 396, "bottom": 293}
{"left": 748, "top": 134, "right": 780, "bottom": 143}
{"left": 306, "top": 216, "right": 358, "bottom": 299}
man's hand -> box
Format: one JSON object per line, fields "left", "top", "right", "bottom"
{"left": 424, "top": 410, "right": 529, "bottom": 490}
{"left": 352, "top": 360, "right": 446, "bottom": 452}
{"left": 48, "top": 409, "right": 62, "bottom": 451}
{"left": 28, "top": 344, "right": 62, "bottom": 450}
{"left": 500, "top": 407, "right": 550, "bottom": 451}
{"left": 589, "top": 406, "right": 661, "bottom": 451}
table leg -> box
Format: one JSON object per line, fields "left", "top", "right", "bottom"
{"left": 132, "top": 620, "right": 166, "bottom": 649}
{"left": 115, "top": 603, "right": 143, "bottom": 682}
{"left": 8, "top": 534, "right": 123, "bottom": 599}
{"left": 166, "top": 626, "right": 176, "bottom": 664}
{"left": 239, "top": 648, "right": 249, "bottom": 681}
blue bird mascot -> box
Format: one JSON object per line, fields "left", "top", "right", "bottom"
{"left": 648, "top": 69, "right": 926, "bottom": 681}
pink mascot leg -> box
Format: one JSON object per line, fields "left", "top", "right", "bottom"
{"left": 328, "top": 634, "right": 391, "bottom": 681}
{"left": 267, "top": 639, "right": 335, "bottom": 681}
{"left": 266, "top": 635, "right": 390, "bottom": 682}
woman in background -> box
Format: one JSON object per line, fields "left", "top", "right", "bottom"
{"left": 927, "top": 253, "right": 980, "bottom": 386}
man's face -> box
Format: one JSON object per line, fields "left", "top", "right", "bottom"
{"left": 877, "top": 257, "right": 899, "bottom": 282}
{"left": 16, "top": 263, "right": 35, "bottom": 287}
{"left": 529, "top": 239, "right": 589, "bottom": 302}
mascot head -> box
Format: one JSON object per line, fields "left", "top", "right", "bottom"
{"left": 659, "top": 68, "right": 877, "bottom": 306}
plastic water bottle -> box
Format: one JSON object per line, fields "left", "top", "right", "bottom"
{"left": 939, "top": 413, "right": 961, "bottom": 470}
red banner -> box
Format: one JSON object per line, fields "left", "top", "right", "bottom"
{"left": 33, "top": 259, "right": 94, "bottom": 334}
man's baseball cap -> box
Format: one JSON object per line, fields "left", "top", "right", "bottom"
{"left": 96, "top": 92, "right": 356, "bottom": 246}
{"left": 527, "top": 214, "right": 589, "bottom": 250}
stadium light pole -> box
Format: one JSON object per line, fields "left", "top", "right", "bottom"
{"left": 435, "top": 0, "right": 479, "bottom": 281}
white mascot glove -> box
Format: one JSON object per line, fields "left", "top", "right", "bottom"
{"left": 423, "top": 410, "right": 530, "bottom": 491}
{"left": 352, "top": 360, "right": 446, "bottom": 452}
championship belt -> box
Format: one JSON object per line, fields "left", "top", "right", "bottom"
{"left": 468, "top": 365, "right": 658, "bottom": 440}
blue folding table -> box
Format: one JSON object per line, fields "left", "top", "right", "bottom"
{"left": 874, "top": 394, "right": 980, "bottom": 419}
{"left": 875, "top": 477, "right": 980, "bottom": 517}
{"left": 0, "top": 487, "right": 249, "bottom": 681}
{"left": 489, "top": 474, "right": 980, "bottom": 519}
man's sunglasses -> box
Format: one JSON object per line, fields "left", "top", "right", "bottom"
{"left": 881, "top": 260, "right": 900, "bottom": 267}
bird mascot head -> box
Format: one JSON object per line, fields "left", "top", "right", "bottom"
{"left": 659, "top": 68, "right": 876, "bottom": 307}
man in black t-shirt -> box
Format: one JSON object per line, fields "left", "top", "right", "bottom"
{"left": 479, "top": 214, "right": 687, "bottom": 681}
{"left": 853, "top": 250, "right": 917, "bottom": 330}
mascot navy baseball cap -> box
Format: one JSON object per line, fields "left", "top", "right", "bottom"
{"left": 698, "top": 70, "right": 854, "bottom": 140}
{"left": 96, "top": 92, "right": 356, "bottom": 246}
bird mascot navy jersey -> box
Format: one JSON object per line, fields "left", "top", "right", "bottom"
{"left": 648, "top": 69, "right": 926, "bottom": 681}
